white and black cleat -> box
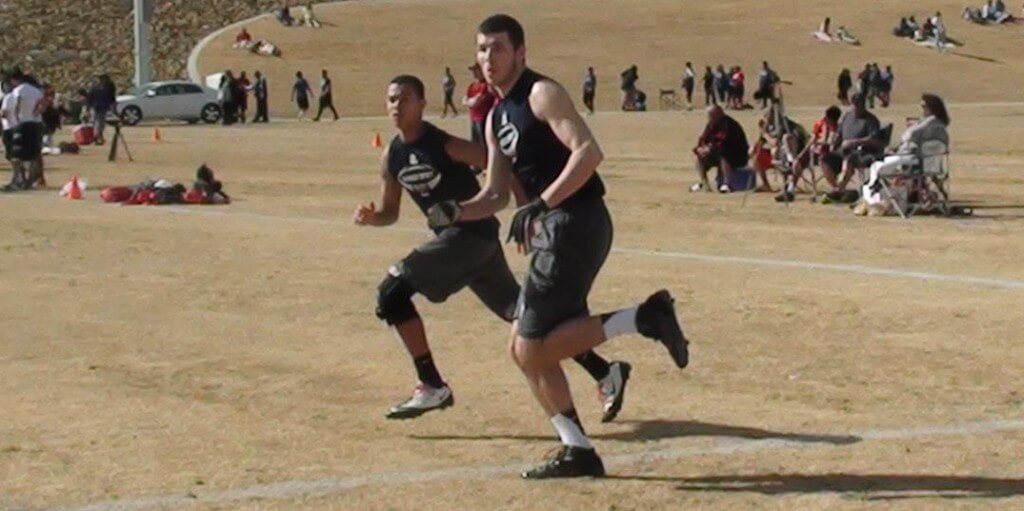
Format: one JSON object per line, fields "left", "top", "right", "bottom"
{"left": 386, "top": 383, "right": 454, "bottom": 420}
{"left": 599, "top": 361, "right": 632, "bottom": 423}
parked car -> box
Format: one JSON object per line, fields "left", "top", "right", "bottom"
{"left": 116, "top": 81, "right": 222, "bottom": 125}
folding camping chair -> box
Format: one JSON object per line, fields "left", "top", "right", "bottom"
{"left": 877, "top": 140, "right": 950, "bottom": 218}
{"left": 659, "top": 89, "right": 680, "bottom": 110}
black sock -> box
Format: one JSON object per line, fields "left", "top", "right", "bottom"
{"left": 413, "top": 353, "right": 444, "bottom": 388}
{"left": 562, "top": 407, "right": 586, "bottom": 436}
{"left": 573, "top": 350, "right": 611, "bottom": 381}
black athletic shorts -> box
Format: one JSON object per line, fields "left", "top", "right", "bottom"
{"left": 822, "top": 150, "right": 879, "bottom": 172}
{"left": 297, "top": 95, "right": 309, "bottom": 111}
{"left": 9, "top": 122, "right": 43, "bottom": 161}
{"left": 395, "top": 225, "right": 519, "bottom": 321}
{"left": 2, "top": 129, "right": 12, "bottom": 161}
{"left": 516, "top": 197, "right": 613, "bottom": 340}
{"left": 698, "top": 148, "right": 748, "bottom": 171}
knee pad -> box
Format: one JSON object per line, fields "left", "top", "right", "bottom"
{"left": 375, "top": 273, "right": 418, "bottom": 325}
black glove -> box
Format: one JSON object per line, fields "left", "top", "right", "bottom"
{"left": 427, "top": 200, "right": 461, "bottom": 229}
{"left": 507, "top": 198, "right": 548, "bottom": 246}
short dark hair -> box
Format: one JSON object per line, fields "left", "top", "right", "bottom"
{"left": 7, "top": 66, "right": 25, "bottom": 82}
{"left": 478, "top": 14, "right": 525, "bottom": 48}
{"left": 825, "top": 105, "right": 842, "bottom": 121}
{"left": 390, "top": 75, "right": 425, "bottom": 99}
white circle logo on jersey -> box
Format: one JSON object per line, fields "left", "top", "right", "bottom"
{"left": 498, "top": 111, "right": 519, "bottom": 159}
{"left": 398, "top": 153, "right": 442, "bottom": 196}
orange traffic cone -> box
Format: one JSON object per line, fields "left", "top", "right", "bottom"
{"left": 371, "top": 132, "right": 382, "bottom": 148}
{"left": 152, "top": 128, "right": 162, "bottom": 142}
{"left": 67, "top": 175, "right": 82, "bottom": 200}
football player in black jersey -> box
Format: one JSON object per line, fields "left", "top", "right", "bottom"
{"left": 354, "top": 75, "right": 632, "bottom": 422}
{"left": 428, "top": 15, "right": 691, "bottom": 479}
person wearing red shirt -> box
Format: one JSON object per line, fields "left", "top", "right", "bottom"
{"left": 776, "top": 106, "right": 841, "bottom": 202}
{"left": 461, "top": 63, "right": 495, "bottom": 157}
{"left": 730, "top": 66, "right": 745, "bottom": 109}
{"left": 236, "top": 27, "right": 252, "bottom": 44}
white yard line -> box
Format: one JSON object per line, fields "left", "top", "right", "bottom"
{"left": 42, "top": 417, "right": 1024, "bottom": 511}
{"left": 152, "top": 206, "right": 1024, "bottom": 290}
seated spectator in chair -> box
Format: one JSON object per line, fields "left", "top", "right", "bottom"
{"left": 861, "top": 94, "right": 950, "bottom": 204}
{"left": 763, "top": 113, "right": 810, "bottom": 199}
{"left": 689, "top": 105, "right": 750, "bottom": 193}
{"left": 749, "top": 123, "right": 775, "bottom": 193}
{"left": 776, "top": 105, "right": 840, "bottom": 202}
{"left": 821, "top": 93, "right": 884, "bottom": 199}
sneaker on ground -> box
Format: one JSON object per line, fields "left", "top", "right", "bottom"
{"left": 522, "top": 446, "right": 606, "bottom": 479}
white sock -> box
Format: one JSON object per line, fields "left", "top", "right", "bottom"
{"left": 551, "top": 414, "right": 592, "bottom": 449}
{"left": 601, "top": 307, "right": 638, "bottom": 339}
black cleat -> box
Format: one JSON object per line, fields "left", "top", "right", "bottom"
{"left": 637, "top": 290, "right": 690, "bottom": 368}
{"left": 522, "top": 446, "right": 606, "bottom": 479}
{"left": 599, "top": 361, "right": 632, "bottom": 423}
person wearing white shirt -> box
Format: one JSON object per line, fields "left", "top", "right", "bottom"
{"left": 3, "top": 68, "right": 45, "bottom": 191}
{"left": 1, "top": 83, "right": 15, "bottom": 163}
{"left": 682, "top": 62, "right": 695, "bottom": 110}
{"left": 862, "top": 94, "right": 950, "bottom": 205}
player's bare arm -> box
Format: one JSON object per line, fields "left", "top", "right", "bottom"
{"left": 509, "top": 174, "right": 529, "bottom": 207}
{"left": 353, "top": 147, "right": 402, "bottom": 226}
{"left": 451, "top": 112, "right": 513, "bottom": 221}
{"left": 532, "top": 79, "right": 604, "bottom": 208}
{"left": 461, "top": 93, "right": 481, "bottom": 108}
{"left": 444, "top": 135, "right": 487, "bottom": 170}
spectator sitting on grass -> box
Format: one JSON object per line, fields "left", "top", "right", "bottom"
{"left": 301, "top": 2, "right": 322, "bottom": 27}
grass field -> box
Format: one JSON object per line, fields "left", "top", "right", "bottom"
{"left": 3, "top": 1, "right": 1024, "bottom": 509}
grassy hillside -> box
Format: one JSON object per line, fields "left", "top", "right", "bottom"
{"left": 198, "top": 0, "right": 1024, "bottom": 117}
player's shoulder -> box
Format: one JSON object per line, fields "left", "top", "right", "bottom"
{"left": 530, "top": 73, "right": 566, "bottom": 95}
{"left": 422, "top": 121, "right": 451, "bottom": 141}
{"left": 528, "top": 76, "right": 570, "bottom": 107}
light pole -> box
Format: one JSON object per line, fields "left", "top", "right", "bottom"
{"left": 133, "top": 0, "right": 152, "bottom": 87}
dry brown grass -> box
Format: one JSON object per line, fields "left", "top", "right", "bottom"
{"left": 3, "top": 0, "right": 1024, "bottom": 509}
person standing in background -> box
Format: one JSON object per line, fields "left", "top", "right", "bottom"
{"left": 441, "top": 67, "right": 458, "bottom": 118}
{"left": 582, "top": 66, "right": 596, "bottom": 115}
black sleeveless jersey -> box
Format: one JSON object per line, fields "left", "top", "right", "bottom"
{"left": 387, "top": 122, "right": 498, "bottom": 236}
{"left": 490, "top": 68, "right": 605, "bottom": 205}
